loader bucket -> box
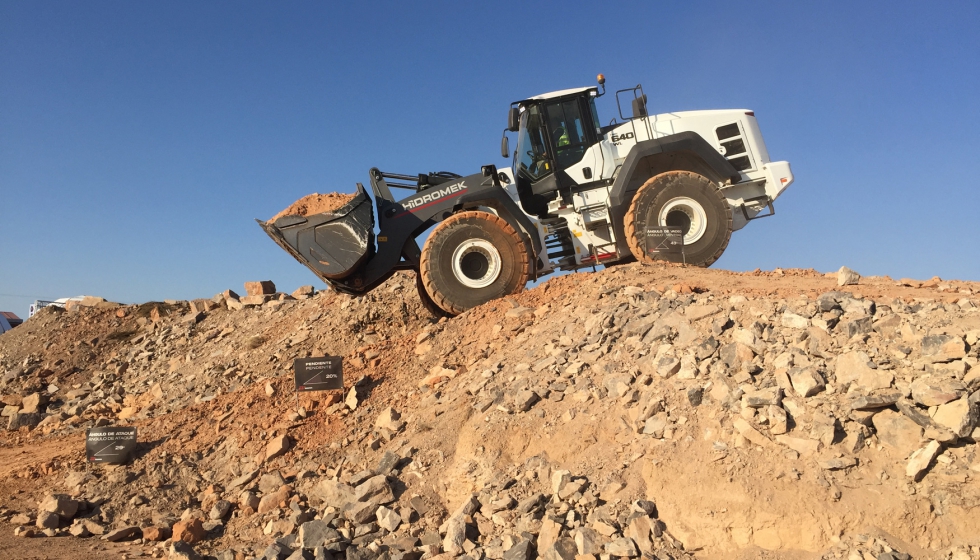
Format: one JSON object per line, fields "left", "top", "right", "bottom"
{"left": 257, "top": 186, "right": 374, "bottom": 281}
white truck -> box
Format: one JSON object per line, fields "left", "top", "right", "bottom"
{"left": 29, "top": 297, "right": 86, "bottom": 318}
{"left": 260, "top": 76, "right": 794, "bottom": 315}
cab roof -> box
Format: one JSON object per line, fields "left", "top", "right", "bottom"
{"left": 517, "top": 86, "right": 597, "bottom": 104}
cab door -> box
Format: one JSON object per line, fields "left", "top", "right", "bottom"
{"left": 542, "top": 97, "right": 599, "bottom": 194}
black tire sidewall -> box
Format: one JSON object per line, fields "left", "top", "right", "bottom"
{"left": 634, "top": 174, "right": 730, "bottom": 265}
{"left": 424, "top": 215, "right": 525, "bottom": 311}
{"left": 415, "top": 272, "right": 450, "bottom": 319}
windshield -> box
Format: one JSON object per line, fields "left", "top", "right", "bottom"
{"left": 516, "top": 105, "right": 552, "bottom": 182}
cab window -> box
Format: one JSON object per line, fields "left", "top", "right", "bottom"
{"left": 544, "top": 99, "right": 588, "bottom": 170}
{"left": 515, "top": 105, "right": 552, "bottom": 182}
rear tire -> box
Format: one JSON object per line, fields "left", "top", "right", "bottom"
{"left": 624, "top": 171, "right": 732, "bottom": 267}
{"left": 421, "top": 211, "right": 530, "bottom": 315}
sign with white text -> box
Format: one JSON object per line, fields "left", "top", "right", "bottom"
{"left": 293, "top": 356, "right": 343, "bottom": 392}
{"left": 645, "top": 226, "right": 684, "bottom": 258}
{"left": 86, "top": 427, "right": 137, "bottom": 464}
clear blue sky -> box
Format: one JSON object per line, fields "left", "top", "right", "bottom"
{"left": 2, "top": 1, "right": 979, "bottom": 316}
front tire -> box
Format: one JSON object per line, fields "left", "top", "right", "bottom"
{"left": 420, "top": 211, "right": 530, "bottom": 315}
{"left": 624, "top": 171, "right": 733, "bottom": 267}
{"left": 415, "top": 271, "right": 451, "bottom": 319}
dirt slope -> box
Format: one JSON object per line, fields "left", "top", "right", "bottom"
{"left": 0, "top": 265, "right": 979, "bottom": 560}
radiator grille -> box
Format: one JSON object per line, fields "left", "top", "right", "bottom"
{"left": 716, "top": 123, "right": 753, "bottom": 172}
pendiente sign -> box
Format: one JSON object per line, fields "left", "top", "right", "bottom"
{"left": 293, "top": 356, "right": 343, "bottom": 392}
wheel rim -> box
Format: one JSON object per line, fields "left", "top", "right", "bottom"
{"left": 658, "top": 197, "right": 707, "bottom": 245}
{"left": 451, "top": 239, "right": 502, "bottom": 289}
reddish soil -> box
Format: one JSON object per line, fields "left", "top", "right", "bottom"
{"left": 0, "top": 526, "right": 135, "bottom": 559}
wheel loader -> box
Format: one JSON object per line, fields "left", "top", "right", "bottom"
{"left": 259, "top": 76, "right": 795, "bottom": 316}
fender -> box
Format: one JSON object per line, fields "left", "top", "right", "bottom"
{"left": 607, "top": 131, "right": 740, "bottom": 260}
{"left": 609, "top": 131, "right": 739, "bottom": 208}
{"left": 456, "top": 190, "right": 541, "bottom": 256}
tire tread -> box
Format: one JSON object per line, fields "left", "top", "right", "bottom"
{"left": 420, "top": 211, "right": 530, "bottom": 315}
{"left": 623, "top": 171, "right": 733, "bottom": 267}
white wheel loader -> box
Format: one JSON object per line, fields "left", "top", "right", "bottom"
{"left": 259, "top": 76, "right": 794, "bottom": 316}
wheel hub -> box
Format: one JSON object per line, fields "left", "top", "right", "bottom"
{"left": 451, "top": 240, "right": 502, "bottom": 289}
{"left": 659, "top": 197, "right": 707, "bottom": 245}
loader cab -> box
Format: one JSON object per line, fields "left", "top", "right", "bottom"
{"left": 512, "top": 87, "right": 602, "bottom": 216}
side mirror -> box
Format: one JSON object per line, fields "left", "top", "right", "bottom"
{"left": 507, "top": 107, "right": 520, "bottom": 132}
{"left": 632, "top": 94, "right": 648, "bottom": 118}
{"left": 500, "top": 133, "right": 510, "bottom": 159}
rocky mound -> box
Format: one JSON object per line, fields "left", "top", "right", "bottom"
{"left": 0, "top": 265, "right": 979, "bottom": 560}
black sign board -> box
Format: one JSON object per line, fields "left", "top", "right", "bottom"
{"left": 645, "top": 226, "right": 684, "bottom": 257}
{"left": 294, "top": 356, "right": 343, "bottom": 392}
{"left": 86, "top": 427, "right": 137, "bottom": 464}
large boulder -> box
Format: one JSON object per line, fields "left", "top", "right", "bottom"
{"left": 257, "top": 486, "right": 292, "bottom": 514}
{"left": 20, "top": 393, "right": 48, "bottom": 414}
{"left": 299, "top": 519, "right": 341, "bottom": 549}
{"left": 872, "top": 409, "right": 924, "bottom": 456}
{"left": 910, "top": 376, "right": 964, "bottom": 407}
{"left": 311, "top": 480, "right": 355, "bottom": 509}
{"left": 35, "top": 510, "right": 59, "bottom": 529}
{"left": 7, "top": 412, "right": 45, "bottom": 431}
{"left": 354, "top": 475, "right": 394, "bottom": 505}
{"left": 39, "top": 494, "right": 79, "bottom": 519}
{"left": 244, "top": 281, "right": 276, "bottom": 296}
{"left": 920, "top": 335, "right": 968, "bottom": 363}
{"left": 932, "top": 397, "right": 978, "bottom": 438}
{"left": 171, "top": 518, "right": 205, "bottom": 544}
{"left": 835, "top": 351, "right": 893, "bottom": 391}
{"left": 837, "top": 266, "right": 861, "bottom": 286}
